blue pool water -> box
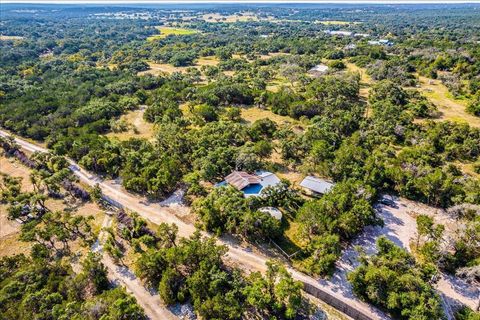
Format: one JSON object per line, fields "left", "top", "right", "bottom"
{"left": 242, "top": 184, "right": 263, "bottom": 195}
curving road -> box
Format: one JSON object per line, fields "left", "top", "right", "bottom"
{"left": 0, "top": 129, "right": 389, "bottom": 320}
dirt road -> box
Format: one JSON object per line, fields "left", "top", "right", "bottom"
{"left": 93, "top": 215, "right": 178, "bottom": 320}
{"left": 328, "top": 197, "right": 479, "bottom": 311}
{"left": 0, "top": 129, "right": 388, "bottom": 320}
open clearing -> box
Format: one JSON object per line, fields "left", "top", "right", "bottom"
{"left": 418, "top": 76, "right": 480, "bottom": 128}
{"left": 0, "top": 35, "right": 24, "bottom": 41}
{"left": 241, "top": 107, "right": 298, "bottom": 125}
{"left": 344, "top": 62, "right": 372, "bottom": 100}
{"left": 0, "top": 155, "right": 106, "bottom": 257}
{"left": 138, "top": 56, "right": 220, "bottom": 76}
{"left": 147, "top": 27, "right": 198, "bottom": 41}
{"left": 326, "top": 197, "right": 479, "bottom": 311}
{"left": 106, "top": 107, "right": 155, "bottom": 141}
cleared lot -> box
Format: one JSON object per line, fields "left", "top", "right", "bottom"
{"left": 325, "top": 196, "right": 479, "bottom": 311}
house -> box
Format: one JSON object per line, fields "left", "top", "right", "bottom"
{"left": 354, "top": 33, "right": 370, "bottom": 38}
{"left": 300, "top": 176, "right": 335, "bottom": 196}
{"left": 308, "top": 64, "right": 329, "bottom": 76}
{"left": 259, "top": 207, "right": 282, "bottom": 220}
{"left": 221, "top": 170, "right": 281, "bottom": 197}
{"left": 368, "top": 39, "right": 393, "bottom": 46}
{"left": 344, "top": 43, "right": 357, "bottom": 50}
{"left": 325, "top": 30, "right": 352, "bottom": 36}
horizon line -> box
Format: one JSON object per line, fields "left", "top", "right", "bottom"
{"left": 3, "top": 0, "right": 480, "bottom": 4}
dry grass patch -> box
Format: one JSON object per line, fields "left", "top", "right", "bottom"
{"left": 241, "top": 107, "right": 296, "bottom": 126}
{"left": 454, "top": 161, "right": 480, "bottom": 179}
{"left": 0, "top": 234, "right": 31, "bottom": 258}
{"left": 196, "top": 56, "right": 220, "bottom": 66}
{"left": 139, "top": 60, "right": 226, "bottom": 78}
{"left": 0, "top": 35, "right": 24, "bottom": 41}
{"left": 139, "top": 62, "right": 189, "bottom": 76}
{"left": 0, "top": 156, "right": 106, "bottom": 256}
{"left": 344, "top": 62, "right": 373, "bottom": 85}
{"left": 417, "top": 76, "right": 480, "bottom": 128}
{"left": 259, "top": 52, "right": 291, "bottom": 61}
{"left": 147, "top": 27, "right": 198, "bottom": 41}
{"left": 106, "top": 108, "right": 155, "bottom": 141}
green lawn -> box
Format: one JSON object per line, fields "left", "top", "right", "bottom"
{"left": 147, "top": 27, "right": 198, "bottom": 41}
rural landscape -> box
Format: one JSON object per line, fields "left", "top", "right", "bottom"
{"left": 0, "top": 2, "right": 479, "bottom": 320}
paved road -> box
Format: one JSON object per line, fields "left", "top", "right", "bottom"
{"left": 0, "top": 129, "right": 388, "bottom": 320}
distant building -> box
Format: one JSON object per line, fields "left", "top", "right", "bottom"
{"left": 221, "top": 170, "right": 281, "bottom": 197}
{"left": 300, "top": 176, "right": 335, "bottom": 196}
{"left": 354, "top": 33, "right": 370, "bottom": 38}
{"left": 368, "top": 39, "right": 393, "bottom": 46}
{"left": 345, "top": 43, "right": 357, "bottom": 50}
{"left": 325, "top": 30, "right": 352, "bottom": 36}
{"left": 259, "top": 207, "right": 282, "bottom": 220}
{"left": 308, "top": 64, "right": 329, "bottom": 76}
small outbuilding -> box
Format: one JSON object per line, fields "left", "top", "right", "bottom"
{"left": 300, "top": 176, "right": 335, "bottom": 196}
{"left": 308, "top": 64, "right": 329, "bottom": 76}
{"left": 259, "top": 207, "right": 283, "bottom": 220}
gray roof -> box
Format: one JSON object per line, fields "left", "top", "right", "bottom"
{"left": 300, "top": 176, "right": 334, "bottom": 194}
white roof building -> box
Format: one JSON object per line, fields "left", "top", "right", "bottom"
{"left": 259, "top": 207, "right": 283, "bottom": 220}
{"left": 300, "top": 176, "right": 335, "bottom": 195}
{"left": 309, "top": 64, "right": 329, "bottom": 75}
{"left": 325, "top": 30, "right": 352, "bottom": 36}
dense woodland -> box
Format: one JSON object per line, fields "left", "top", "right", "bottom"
{"left": 1, "top": 3, "right": 480, "bottom": 320}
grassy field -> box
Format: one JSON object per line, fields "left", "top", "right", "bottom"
{"left": 417, "top": 76, "right": 480, "bottom": 128}
{"left": 106, "top": 108, "right": 155, "bottom": 141}
{"left": 343, "top": 62, "right": 372, "bottom": 100}
{"left": 0, "top": 35, "right": 24, "bottom": 41}
{"left": 241, "top": 107, "right": 297, "bottom": 126}
{"left": 147, "top": 27, "right": 198, "bottom": 41}
{"left": 138, "top": 56, "right": 220, "bottom": 76}
{"left": 259, "top": 52, "right": 291, "bottom": 61}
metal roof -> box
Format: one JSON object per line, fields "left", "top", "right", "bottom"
{"left": 300, "top": 176, "right": 335, "bottom": 194}
{"left": 225, "top": 171, "right": 261, "bottom": 191}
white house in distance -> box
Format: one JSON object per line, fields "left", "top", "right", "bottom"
{"left": 368, "top": 39, "right": 394, "bottom": 46}
{"left": 308, "top": 64, "right": 329, "bottom": 76}
{"left": 300, "top": 176, "right": 335, "bottom": 196}
{"left": 220, "top": 170, "right": 281, "bottom": 198}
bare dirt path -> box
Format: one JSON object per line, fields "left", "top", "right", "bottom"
{"left": 0, "top": 129, "right": 390, "bottom": 320}
{"left": 93, "top": 215, "right": 178, "bottom": 320}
